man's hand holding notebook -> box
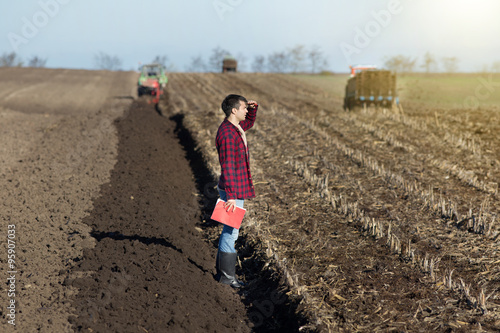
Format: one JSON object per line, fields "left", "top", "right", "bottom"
{"left": 210, "top": 199, "right": 246, "bottom": 229}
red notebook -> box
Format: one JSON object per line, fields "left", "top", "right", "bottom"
{"left": 210, "top": 199, "right": 246, "bottom": 229}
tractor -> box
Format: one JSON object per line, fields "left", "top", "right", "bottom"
{"left": 222, "top": 56, "right": 237, "bottom": 73}
{"left": 343, "top": 65, "right": 398, "bottom": 111}
{"left": 137, "top": 63, "right": 168, "bottom": 104}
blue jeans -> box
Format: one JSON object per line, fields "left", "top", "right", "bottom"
{"left": 217, "top": 187, "right": 244, "bottom": 253}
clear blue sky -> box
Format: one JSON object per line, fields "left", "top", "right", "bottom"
{"left": 1, "top": 0, "right": 499, "bottom": 72}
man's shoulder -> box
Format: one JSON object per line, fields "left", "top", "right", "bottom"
{"left": 217, "top": 120, "right": 236, "bottom": 137}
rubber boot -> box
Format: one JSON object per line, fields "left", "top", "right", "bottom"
{"left": 216, "top": 251, "right": 244, "bottom": 288}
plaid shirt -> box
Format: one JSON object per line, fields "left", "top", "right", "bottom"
{"left": 216, "top": 106, "right": 258, "bottom": 200}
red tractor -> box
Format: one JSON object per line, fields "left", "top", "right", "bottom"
{"left": 137, "top": 64, "right": 168, "bottom": 105}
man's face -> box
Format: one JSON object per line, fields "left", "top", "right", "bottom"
{"left": 233, "top": 101, "right": 248, "bottom": 122}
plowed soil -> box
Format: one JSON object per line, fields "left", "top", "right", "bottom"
{"left": 2, "top": 68, "right": 500, "bottom": 332}
{"left": 0, "top": 67, "right": 141, "bottom": 332}
{"left": 66, "top": 100, "right": 253, "bottom": 332}
{"left": 0, "top": 68, "right": 303, "bottom": 333}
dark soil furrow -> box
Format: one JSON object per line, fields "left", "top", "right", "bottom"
{"left": 66, "top": 100, "right": 252, "bottom": 332}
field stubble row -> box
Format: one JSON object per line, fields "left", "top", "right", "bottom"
{"left": 166, "top": 73, "right": 500, "bottom": 331}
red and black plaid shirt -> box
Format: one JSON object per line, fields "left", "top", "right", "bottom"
{"left": 216, "top": 106, "right": 258, "bottom": 200}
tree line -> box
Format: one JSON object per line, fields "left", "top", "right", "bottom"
{"left": 384, "top": 52, "right": 500, "bottom": 74}
{"left": 187, "top": 45, "right": 328, "bottom": 73}
{"left": 94, "top": 49, "right": 500, "bottom": 74}
{"left": 0, "top": 52, "right": 47, "bottom": 67}
{"left": 3, "top": 49, "right": 500, "bottom": 74}
{"left": 91, "top": 45, "right": 329, "bottom": 73}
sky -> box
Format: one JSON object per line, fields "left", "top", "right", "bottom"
{"left": 1, "top": 0, "right": 499, "bottom": 72}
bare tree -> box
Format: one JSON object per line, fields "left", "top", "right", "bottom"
{"left": 288, "top": 45, "right": 307, "bottom": 73}
{"left": 28, "top": 56, "right": 47, "bottom": 68}
{"left": 151, "top": 55, "right": 176, "bottom": 71}
{"left": 384, "top": 55, "right": 416, "bottom": 73}
{"left": 404, "top": 57, "right": 417, "bottom": 73}
{"left": 187, "top": 55, "right": 207, "bottom": 72}
{"left": 267, "top": 52, "right": 289, "bottom": 73}
{"left": 151, "top": 55, "right": 168, "bottom": 67}
{"left": 308, "top": 45, "right": 328, "bottom": 74}
{"left": 384, "top": 56, "right": 401, "bottom": 72}
{"left": 208, "top": 46, "right": 230, "bottom": 72}
{"left": 0, "top": 52, "right": 23, "bottom": 67}
{"left": 251, "top": 55, "right": 266, "bottom": 72}
{"left": 94, "top": 52, "right": 122, "bottom": 70}
{"left": 421, "top": 52, "right": 437, "bottom": 73}
{"left": 442, "top": 57, "right": 459, "bottom": 73}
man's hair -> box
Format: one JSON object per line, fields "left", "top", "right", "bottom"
{"left": 221, "top": 94, "right": 247, "bottom": 117}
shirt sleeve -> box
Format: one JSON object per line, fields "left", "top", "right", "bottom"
{"left": 240, "top": 105, "right": 258, "bottom": 131}
{"left": 218, "top": 133, "right": 238, "bottom": 200}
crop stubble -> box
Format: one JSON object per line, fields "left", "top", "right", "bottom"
{"left": 167, "top": 72, "right": 500, "bottom": 332}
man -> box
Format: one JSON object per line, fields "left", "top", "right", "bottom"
{"left": 215, "top": 94, "right": 258, "bottom": 288}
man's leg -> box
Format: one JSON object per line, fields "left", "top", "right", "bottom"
{"left": 218, "top": 224, "right": 239, "bottom": 252}
{"left": 215, "top": 188, "right": 245, "bottom": 288}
